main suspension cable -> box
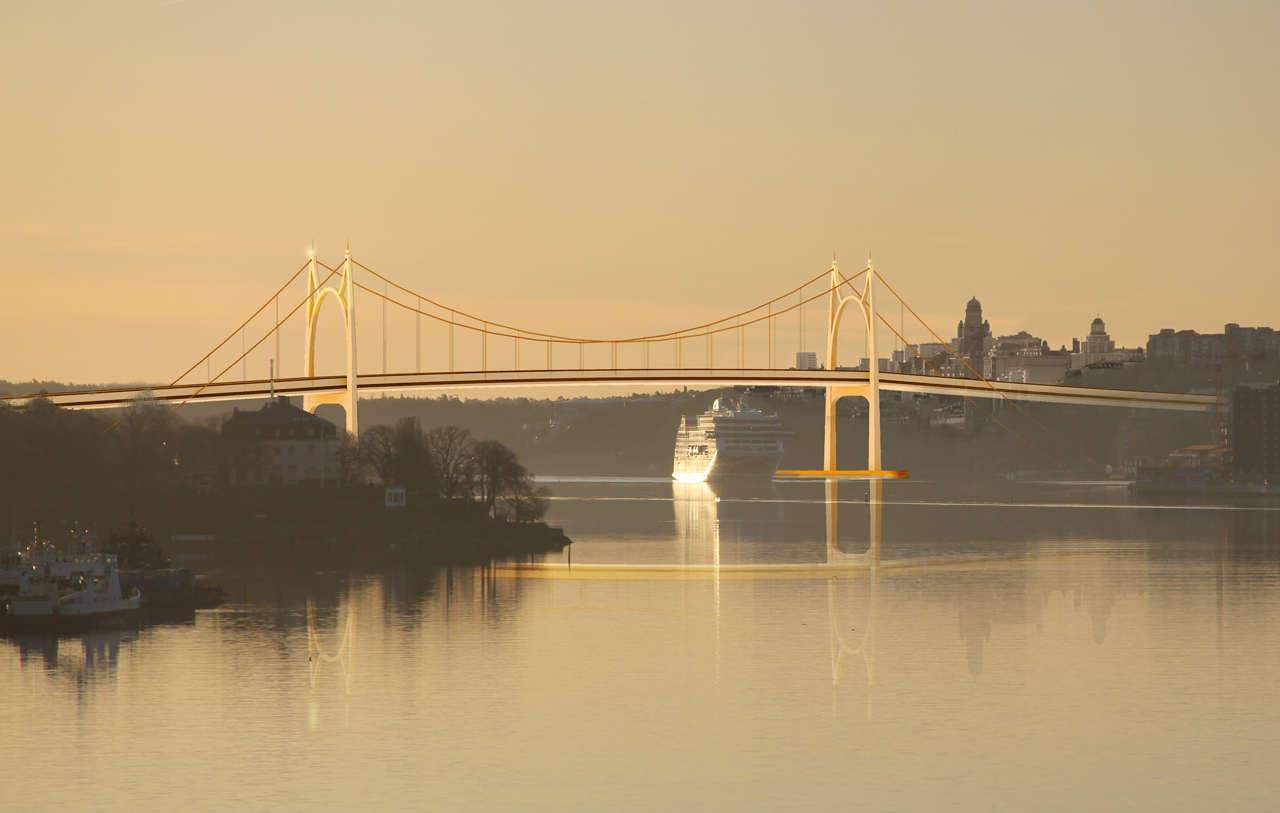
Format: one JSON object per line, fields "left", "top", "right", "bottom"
{"left": 353, "top": 259, "right": 863, "bottom": 345}
{"left": 354, "top": 267, "right": 865, "bottom": 347}
{"left": 132, "top": 267, "right": 340, "bottom": 434}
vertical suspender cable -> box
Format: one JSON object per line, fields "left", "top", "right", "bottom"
{"left": 800, "top": 287, "right": 805, "bottom": 360}
{"left": 274, "top": 296, "right": 279, "bottom": 378}
{"left": 449, "top": 312, "right": 454, "bottom": 373}
{"left": 416, "top": 296, "right": 421, "bottom": 374}
{"left": 382, "top": 281, "right": 388, "bottom": 375}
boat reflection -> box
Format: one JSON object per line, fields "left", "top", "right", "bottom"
{"left": 2, "top": 627, "right": 141, "bottom": 690}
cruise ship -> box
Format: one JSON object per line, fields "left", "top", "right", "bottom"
{"left": 673, "top": 396, "right": 790, "bottom": 482}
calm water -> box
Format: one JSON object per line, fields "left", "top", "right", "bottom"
{"left": 3, "top": 479, "right": 1279, "bottom": 812}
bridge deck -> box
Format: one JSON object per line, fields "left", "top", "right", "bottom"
{"left": 0, "top": 367, "right": 1217, "bottom": 411}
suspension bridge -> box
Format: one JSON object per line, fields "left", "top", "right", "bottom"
{"left": 2, "top": 248, "right": 1216, "bottom": 476}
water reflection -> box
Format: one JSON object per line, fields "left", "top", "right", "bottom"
{"left": 307, "top": 598, "right": 356, "bottom": 694}
{"left": 496, "top": 477, "right": 887, "bottom": 691}
{"left": 4, "top": 484, "right": 1280, "bottom": 811}
{"left": 3, "top": 628, "right": 140, "bottom": 690}
{"left": 492, "top": 479, "right": 1278, "bottom": 686}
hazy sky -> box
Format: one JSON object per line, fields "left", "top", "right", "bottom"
{"left": 4, "top": 0, "right": 1278, "bottom": 386}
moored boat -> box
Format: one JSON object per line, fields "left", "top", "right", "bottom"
{"left": 1, "top": 549, "right": 141, "bottom": 632}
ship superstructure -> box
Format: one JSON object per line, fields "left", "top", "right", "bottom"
{"left": 673, "top": 397, "right": 789, "bottom": 482}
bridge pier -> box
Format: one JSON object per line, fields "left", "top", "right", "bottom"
{"left": 824, "top": 257, "right": 882, "bottom": 473}
{"left": 302, "top": 246, "right": 359, "bottom": 436}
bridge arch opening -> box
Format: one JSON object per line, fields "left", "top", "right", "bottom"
{"left": 821, "top": 260, "right": 882, "bottom": 473}
{"left": 301, "top": 251, "right": 359, "bottom": 436}
{"left": 305, "top": 287, "right": 353, "bottom": 379}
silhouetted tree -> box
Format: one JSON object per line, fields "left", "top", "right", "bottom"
{"left": 389, "top": 417, "right": 437, "bottom": 493}
{"left": 499, "top": 477, "right": 550, "bottom": 523}
{"left": 338, "top": 430, "right": 364, "bottom": 485}
{"left": 361, "top": 419, "right": 438, "bottom": 493}
{"left": 427, "top": 425, "right": 475, "bottom": 500}
{"left": 471, "top": 439, "right": 523, "bottom": 518}
{"left": 361, "top": 425, "right": 398, "bottom": 484}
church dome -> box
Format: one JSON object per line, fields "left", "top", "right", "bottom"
{"left": 1091, "top": 317, "right": 1106, "bottom": 334}
{"left": 966, "top": 296, "right": 982, "bottom": 311}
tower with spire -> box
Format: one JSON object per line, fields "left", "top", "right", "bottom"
{"left": 955, "top": 295, "right": 992, "bottom": 376}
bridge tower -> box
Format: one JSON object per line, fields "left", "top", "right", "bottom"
{"left": 824, "top": 256, "right": 881, "bottom": 473}
{"left": 302, "top": 246, "right": 359, "bottom": 436}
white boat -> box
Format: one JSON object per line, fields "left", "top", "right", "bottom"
{"left": 673, "top": 396, "right": 790, "bottom": 482}
{"left": 1, "top": 548, "right": 141, "bottom": 631}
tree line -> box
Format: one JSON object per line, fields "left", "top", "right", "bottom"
{"left": 0, "top": 395, "right": 550, "bottom": 538}
{"left": 358, "top": 420, "right": 550, "bottom": 522}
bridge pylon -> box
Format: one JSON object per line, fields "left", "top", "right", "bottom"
{"left": 302, "top": 245, "right": 359, "bottom": 436}
{"left": 824, "top": 256, "right": 881, "bottom": 472}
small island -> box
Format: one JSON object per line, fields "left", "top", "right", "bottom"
{"left": 0, "top": 394, "right": 570, "bottom": 567}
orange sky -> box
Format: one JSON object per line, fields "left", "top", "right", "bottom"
{"left": 4, "top": 1, "right": 1278, "bottom": 386}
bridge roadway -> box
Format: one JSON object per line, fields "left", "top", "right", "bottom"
{"left": 1, "top": 367, "right": 1217, "bottom": 412}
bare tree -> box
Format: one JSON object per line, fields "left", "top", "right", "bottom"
{"left": 337, "top": 430, "right": 364, "bottom": 485}
{"left": 499, "top": 478, "right": 550, "bottom": 523}
{"left": 427, "top": 425, "right": 474, "bottom": 500}
{"left": 360, "top": 425, "right": 397, "bottom": 484}
{"left": 471, "top": 439, "right": 523, "bottom": 517}
{"left": 390, "top": 417, "right": 437, "bottom": 492}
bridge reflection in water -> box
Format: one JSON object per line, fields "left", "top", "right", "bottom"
{"left": 493, "top": 477, "right": 897, "bottom": 689}
{"left": 489, "top": 477, "right": 1168, "bottom": 690}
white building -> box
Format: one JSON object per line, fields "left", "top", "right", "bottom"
{"left": 1070, "top": 317, "right": 1143, "bottom": 370}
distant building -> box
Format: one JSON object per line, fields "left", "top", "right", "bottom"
{"left": 989, "top": 331, "right": 1048, "bottom": 357}
{"left": 1070, "top": 317, "right": 1143, "bottom": 370}
{"left": 223, "top": 396, "right": 341, "bottom": 487}
{"left": 979, "top": 331, "right": 1069, "bottom": 384}
{"left": 896, "top": 342, "right": 951, "bottom": 375}
{"left": 951, "top": 297, "right": 993, "bottom": 377}
{"left": 1231, "top": 383, "right": 1280, "bottom": 484}
{"left": 795, "top": 351, "right": 819, "bottom": 370}
{"left": 853, "top": 357, "right": 894, "bottom": 372}
{"left": 985, "top": 352, "right": 1070, "bottom": 385}
{"left": 1148, "top": 324, "right": 1280, "bottom": 364}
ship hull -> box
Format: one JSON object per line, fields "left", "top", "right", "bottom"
{"left": 0, "top": 605, "right": 141, "bottom": 633}
{"left": 673, "top": 450, "right": 784, "bottom": 482}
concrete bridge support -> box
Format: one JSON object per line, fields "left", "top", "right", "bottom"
{"left": 823, "top": 257, "right": 881, "bottom": 473}
{"left": 302, "top": 246, "right": 360, "bottom": 436}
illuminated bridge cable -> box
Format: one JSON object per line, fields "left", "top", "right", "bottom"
{"left": 870, "top": 271, "right": 1103, "bottom": 470}
{"left": 167, "top": 260, "right": 311, "bottom": 388}
{"left": 353, "top": 258, "right": 863, "bottom": 346}
{"left": 874, "top": 307, "right": 1068, "bottom": 471}
{"left": 352, "top": 267, "right": 865, "bottom": 357}
{"left": 831, "top": 268, "right": 1066, "bottom": 470}
{"left": 134, "top": 266, "right": 340, "bottom": 434}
